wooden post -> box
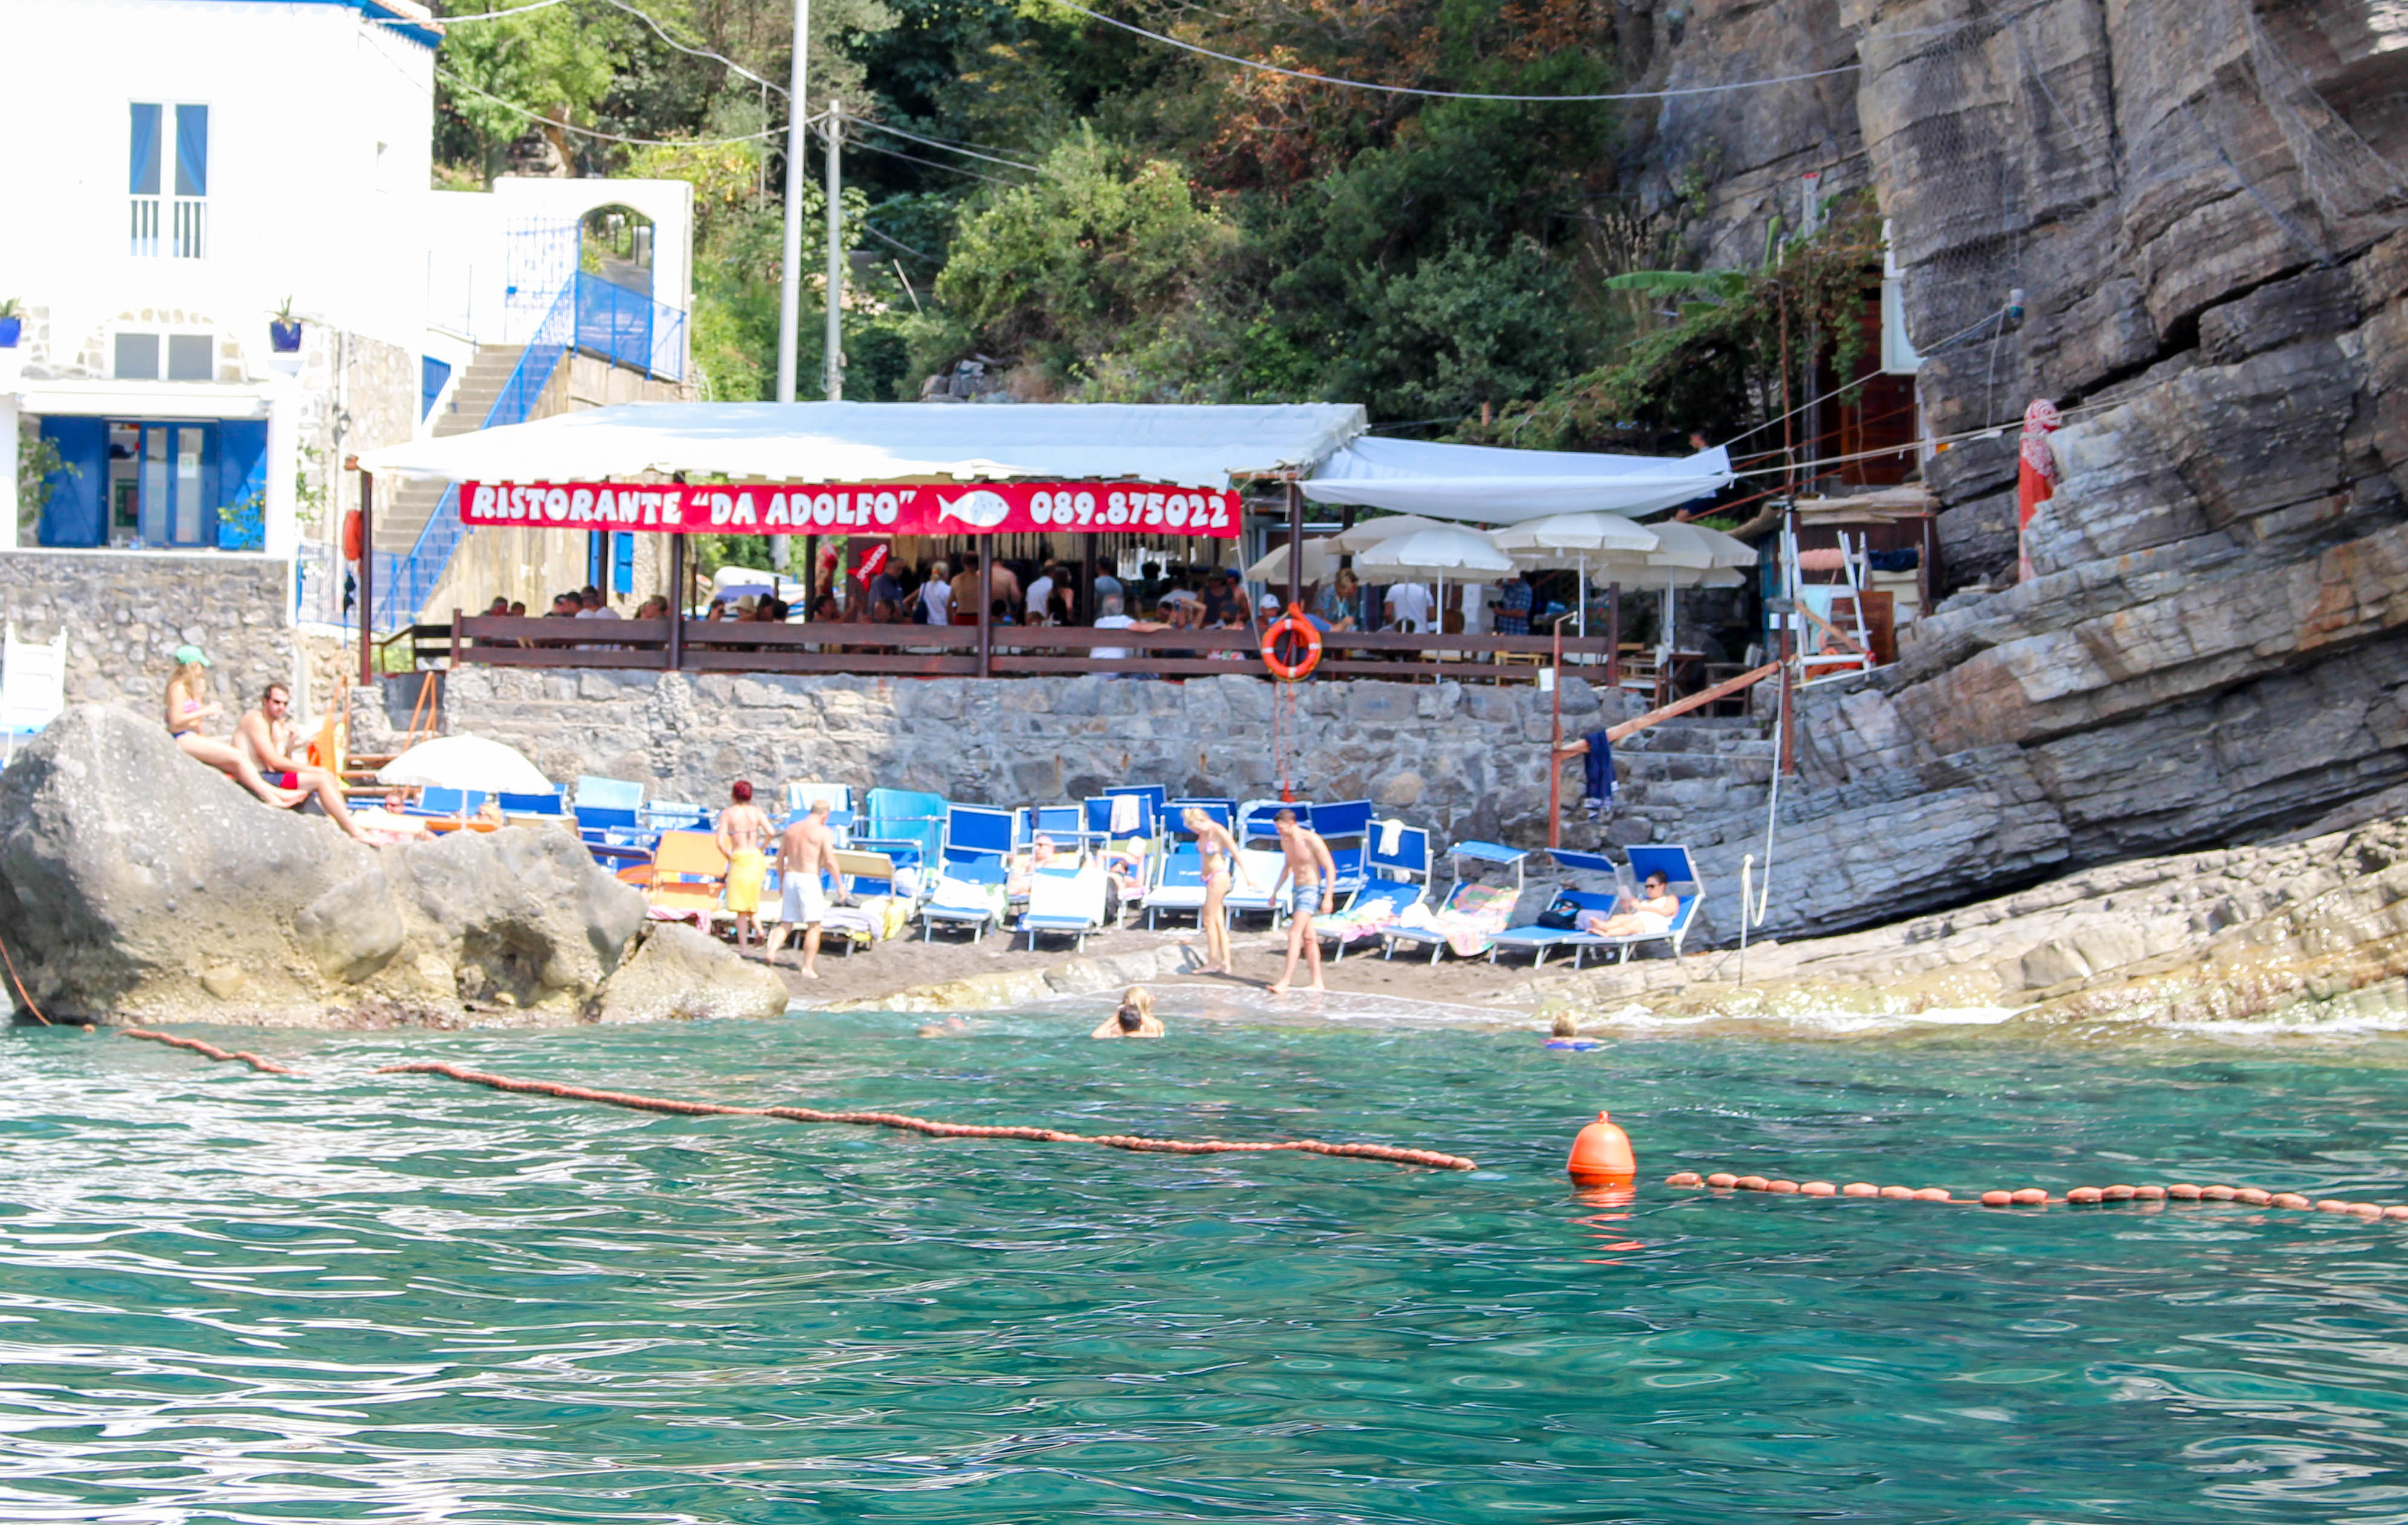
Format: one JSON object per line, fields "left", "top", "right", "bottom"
{"left": 1284, "top": 477, "right": 1304, "bottom": 614}
{"left": 1779, "top": 503, "right": 1799, "bottom": 777}
{"left": 803, "top": 533, "right": 818, "bottom": 612}
{"left": 977, "top": 547, "right": 992, "bottom": 679}
{"left": 1605, "top": 582, "right": 1620, "bottom": 687}
{"left": 1085, "top": 531, "right": 1100, "bottom": 622}
{"left": 449, "top": 608, "right": 461, "bottom": 670}
{"left": 666, "top": 531, "right": 686, "bottom": 671}
{"left": 356, "top": 468, "right": 374, "bottom": 687}
{"left": 1547, "top": 619, "right": 1564, "bottom": 849}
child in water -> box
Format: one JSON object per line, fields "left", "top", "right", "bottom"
{"left": 1543, "top": 1012, "right": 1603, "bottom": 1051}
{"left": 1091, "top": 986, "right": 1165, "bottom": 1039}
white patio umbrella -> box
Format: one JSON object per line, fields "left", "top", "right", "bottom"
{"left": 1644, "top": 519, "right": 1758, "bottom": 571}
{"left": 1491, "top": 512, "right": 1662, "bottom": 638}
{"left": 1329, "top": 514, "right": 1457, "bottom": 553}
{"left": 1350, "top": 526, "right": 1517, "bottom": 635}
{"left": 1246, "top": 537, "right": 1342, "bottom": 585}
{"left": 377, "top": 734, "right": 553, "bottom": 796}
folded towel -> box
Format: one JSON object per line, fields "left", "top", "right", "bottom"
{"left": 1378, "top": 818, "right": 1404, "bottom": 855}
{"left": 1110, "top": 794, "right": 1140, "bottom": 833}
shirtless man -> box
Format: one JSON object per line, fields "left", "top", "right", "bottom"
{"left": 775, "top": 798, "right": 842, "bottom": 978}
{"left": 234, "top": 682, "right": 370, "bottom": 841}
{"left": 1267, "top": 809, "right": 1336, "bottom": 994}
{"left": 716, "top": 780, "right": 774, "bottom": 956}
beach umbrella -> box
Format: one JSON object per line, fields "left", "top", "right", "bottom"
{"left": 1351, "top": 527, "right": 1516, "bottom": 635}
{"left": 1491, "top": 512, "right": 1662, "bottom": 637}
{"left": 377, "top": 734, "right": 552, "bottom": 795}
{"left": 1246, "top": 537, "right": 1342, "bottom": 585}
{"left": 1644, "top": 520, "right": 1758, "bottom": 571}
{"left": 1329, "top": 514, "right": 1457, "bottom": 553}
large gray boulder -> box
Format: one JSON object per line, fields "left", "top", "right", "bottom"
{"left": 0, "top": 705, "right": 789, "bottom": 1027}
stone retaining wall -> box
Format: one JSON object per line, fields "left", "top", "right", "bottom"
{"left": 369, "top": 666, "right": 1644, "bottom": 847}
{"left": 0, "top": 549, "right": 295, "bottom": 713}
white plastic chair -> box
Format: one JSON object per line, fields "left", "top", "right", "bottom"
{"left": 2, "top": 625, "right": 67, "bottom": 763}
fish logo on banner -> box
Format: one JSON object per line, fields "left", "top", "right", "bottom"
{"left": 936, "top": 489, "right": 1012, "bottom": 530}
{"left": 855, "top": 542, "right": 890, "bottom": 583}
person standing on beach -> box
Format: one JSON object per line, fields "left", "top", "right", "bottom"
{"left": 1183, "top": 807, "right": 1254, "bottom": 976}
{"left": 1267, "top": 810, "right": 1335, "bottom": 994}
{"left": 716, "top": 781, "right": 773, "bottom": 958}
{"left": 775, "top": 798, "right": 842, "bottom": 979}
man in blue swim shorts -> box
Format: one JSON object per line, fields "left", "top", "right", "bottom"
{"left": 1269, "top": 809, "right": 1336, "bottom": 994}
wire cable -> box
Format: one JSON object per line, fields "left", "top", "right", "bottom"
{"left": 848, "top": 136, "right": 1029, "bottom": 186}
{"left": 436, "top": 65, "right": 784, "bottom": 146}
{"left": 861, "top": 220, "right": 940, "bottom": 263}
{"left": 856, "top": 118, "right": 1041, "bottom": 170}
{"left": 1041, "top": 0, "right": 1863, "bottom": 102}
{"left": 411, "top": 0, "right": 571, "bottom": 19}
{"left": 593, "top": 0, "right": 787, "bottom": 98}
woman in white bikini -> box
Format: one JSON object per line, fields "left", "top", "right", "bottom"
{"left": 1578, "top": 872, "right": 1678, "bottom": 939}
{"left": 163, "top": 647, "right": 305, "bottom": 808}
{"left": 1182, "top": 808, "right": 1255, "bottom": 975}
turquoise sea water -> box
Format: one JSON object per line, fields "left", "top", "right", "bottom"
{"left": 8, "top": 997, "right": 2408, "bottom": 1523}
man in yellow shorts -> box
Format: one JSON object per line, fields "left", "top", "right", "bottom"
{"left": 715, "top": 779, "right": 773, "bottom": 958}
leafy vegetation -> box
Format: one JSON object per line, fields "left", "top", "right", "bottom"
{"left": 426, "top": 0, "right": 1876, "bottom": 439}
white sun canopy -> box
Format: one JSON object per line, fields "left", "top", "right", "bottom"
{"left": 1301, "top": 437, "right": 1731, "bottom": 523}
{"left": 356, "top": 400, "right": 1369, "bottom": 489}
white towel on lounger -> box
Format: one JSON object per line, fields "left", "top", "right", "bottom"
{"left": 1378, "top": 818, "right": 1404, "bottom": 855}
{"left": 1110, "top": 794, "right": 1139, "bottom": 834}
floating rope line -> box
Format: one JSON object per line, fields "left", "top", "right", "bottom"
{"left": 0, "top": 928, "right": 52, "bottom": 1027}
{"left": 120, "top": 1028, "right": 304, "bottom": 1076}
{"left": 382, "top": 1060, "right": 1477, "bottom": 1169}
{"left": 1665, "top": 1171, "right": 2408, "bottom": 1221}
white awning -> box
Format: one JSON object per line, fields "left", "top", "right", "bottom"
{"left": 356, "top": 400, "right": 1368, "bottom": 488}
{"left": 1301, "top": 437, "right": 1731, "bottom": 523}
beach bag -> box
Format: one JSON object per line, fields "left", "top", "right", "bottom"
{"left": 1535, "top": 895, "right": 1583, "bottom": 931}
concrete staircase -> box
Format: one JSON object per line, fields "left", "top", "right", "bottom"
{"left": 1566, "top": 714, "right": 1779, "bottom": 852}
{"left": 374, "top": 344, "right": 525, "bottom": 557}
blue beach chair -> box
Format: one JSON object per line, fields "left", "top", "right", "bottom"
{"left": 574, "top": 775, "right": 645, "bottom": 813}
{"left": 866, "top": 787, "right": 947, "bottom": 876}
{"left": 1381, "top": 841, "right": 1529, "bottom": 964}
{"left": 922, "top": 805, "right": 1015, "bottom": 941}
{"left": 1315, "top": 823, "right": 1431, "bottom": 962}
{"left": 784, "top": 782, "right": 855, "bottom": 842}
{"left": 1487, "top": 850, "right": 1623, "bottom": 968}
{"left": 1312, "top": 799, "right": 1374, "bottom": 897}
{"left": 1020, "top": 864, "right": 1111, "bottom": 952}
{"left": 1571, "top": 844, "right": 1706, "bottom": 965}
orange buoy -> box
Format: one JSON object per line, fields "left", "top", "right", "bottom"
{"left": 1665, "top": 1171, "right": 1703, "bottom": 1187}
{"left": 1566, "top": 1112, "right": 1636, "bottom": 1186}
{"left": 2167, "top": 1183, "right": 2203, "bottom": 1200}
{"left": 1841, "top": 1182, "right": 1879, "bottom": 1197}
{"left": 1914, "top": 1187, "right": 1953, "bottom": 1202}
{"left": 1878, "top": 1185, "right": 1915, "bottom": 1200}
{"left": 1737, "top": 1175, "right": 1771, "bottom": 1192}
{"left": 1980, "top": 1190, "right": 2014, "bottom": 1207}
{"left": 1706, "top": 1172, "right": 1738, "bottom": 1189}
{"left": 2201, "top": 1185, "right": 2239, "bottom": 1201}
{"left": 2349, "top": 1203, "right": 2384, "bottom": 1220}
{"left": 2384, "top": 1206, "right": 2408, "bottom": 1221}
{"left": 2236, "top": 1187, "right": 2271, "bottom": 1206}
{"left": 2270, "top": 1193, "right": 2311, "bottom": 1209}
{"left": 1799, "top": 1181, "right": 1837, "bottom": 1197}
{"left": 2010, "top": 1188, "right": 2048, "bottom": 1206}
{"left": 2101, "top": 1184, "right": 2136, "bottom": 1201}
{"left": 342, "top": 508, "right": 364, "bottom": 563}
{"left": 2315, "top": 1198, "right": 2351, "bottom": 1213}
{"left": 2135, "top": 1185, "right": 2167, "bottom": 1201}
{"left": 1767, "top": 1179, "right": 1800, "bottom": 1194}
{"left": 2066, "top": 1187, "right": 2103, "bottom": 1204}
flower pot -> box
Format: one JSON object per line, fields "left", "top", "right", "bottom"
{"left": 0, "top": 317, "right": 20, "bottom": 348}
{"left": 269, "top": 319, "right": 302, "bottom": 353}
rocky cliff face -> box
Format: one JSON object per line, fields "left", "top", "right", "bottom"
{"left": 0, "top": 706, "right": 788, "bottom": 1027}
{"left": 1615, "top": 0, "right": 2408, "bottom": 933}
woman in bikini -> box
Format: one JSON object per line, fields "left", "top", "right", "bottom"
{"left": 1182, "top": 808, "right": 1255, "bottom": 975}
{"left": 163, "top": 648, "right": 305, "bottom": 808}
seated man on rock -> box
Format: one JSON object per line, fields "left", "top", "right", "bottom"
{"left": 235, "top": 682, "right": 372, "bottom": 842}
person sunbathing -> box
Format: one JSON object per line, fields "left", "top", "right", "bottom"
{"left": 1578, "top": 872, "right": 1677, "bottom": 938}
{"left": 164, "top": 648, "right": 307, "bottom": 809}
{"left": 235, "top": 682, "right": 373, "bottom": 841}
{"left": 1090, "top": 986, "right": 1165, "bottom": 1038}
{"left": 1007, "top": 832, "right": 1061, "bottom": 897}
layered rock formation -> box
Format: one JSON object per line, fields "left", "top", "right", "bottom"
{"left": 1543, "top": 811, "right": 2408, "bottom": 1037}
{"left": 1604, "top": 0, "right": 2408, "bottom": 935}
{"left": 0, "top": 706, "right": 789, "bottom": 1027}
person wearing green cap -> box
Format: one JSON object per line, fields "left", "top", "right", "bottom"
{"left": 165, "top": 647, "right": 306, "bottom": 809}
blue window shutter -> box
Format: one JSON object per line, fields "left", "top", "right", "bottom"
{"left": 613, "top": 532, "right": 634, "bottom": 595}
{"left": 216, "top": 420, "right": 269, "bottom": 552}
{"left": 36, "top": 418, "right": 107, "bottom": 548}
{"left": 174, "top": 105, "right": 208, "bottom": 197}
{"left": 129, "top": 103, "right": 161, "bottom": 194}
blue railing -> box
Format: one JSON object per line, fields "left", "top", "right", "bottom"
{"left": 372, "top": 280, "right": 573, "bottom": 630}
{"left": 574, "top": 271, "right": 685, "bottom": 382}
{"left": 369, "top": 275, "right": 685, "bottom": 631}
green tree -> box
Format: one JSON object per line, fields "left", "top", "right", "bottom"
{"left": 434, "top": 5, "right": 622, "bottom": 182}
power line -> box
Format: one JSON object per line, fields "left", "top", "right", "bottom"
{"left": 593, "top": 0, "right": 787, "bottom": 99}
{"left": 1041, "top": 0, "right": 1863, "bottom": 103}
{"left": 437, "top": 65, "right": 784, "bottom": 146}
{"left": 417, "top": 0, "right": 571, "bottom": 19}
{"left": 861, "top": 221, "right": 939, "bottom": 263}
{"left": 848, "top": 136, "right": 1029, "bottom": 186}
{"left": 856, "top": 119, "right": 1040, "bottom": 170}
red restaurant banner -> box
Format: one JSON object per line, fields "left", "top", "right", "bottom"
{"left": 459, "top": 480, "right": 1242, "bottom": 538}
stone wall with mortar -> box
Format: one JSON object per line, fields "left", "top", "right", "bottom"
{"left": 363, "top": 666, "right": 1645, "bottom": 847}
{"left": 0, "top": 549, "right": 296, "bottom": 714}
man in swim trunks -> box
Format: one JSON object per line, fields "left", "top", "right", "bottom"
{"left": 775, "top": 798, "right": 842, "bottom": 978}
{"left": 233, "top": 682, "right": 371, "bottom": 841}
{"left": 716, "top": 780, "right": 773, "bottom": 958}
{"left": 1267, "top": 809, "right": 1335, "bottom": 995}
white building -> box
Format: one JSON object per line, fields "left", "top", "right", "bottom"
{"left": 0, "top": 0, "right": 693, "bottom": 624}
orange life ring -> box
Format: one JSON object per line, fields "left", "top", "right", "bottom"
{"left": 1260, "top": 604, "right": 1322, "bottom": 681}
{"left": 342, "top": 508, "right": 364, "bottom": 563}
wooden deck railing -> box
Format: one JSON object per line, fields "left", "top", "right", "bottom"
{"left": 435, "top": 613, "right": 1621, "bottom": 681}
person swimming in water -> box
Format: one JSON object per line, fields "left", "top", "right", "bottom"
{"left": 1090, "top": 985, "right": 1165, "bottom": 1038}
{"left": 1181, "top": 808, "right": 1255, "bottom": 976}
{"left": 163, "top": 647, "right": 307, "bottom": 809}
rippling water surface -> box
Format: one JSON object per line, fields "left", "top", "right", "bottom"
{"left": 9, "top": 1001, "right": 2408, "bottom": 1523}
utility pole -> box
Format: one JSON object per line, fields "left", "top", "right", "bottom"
{"left": 824, "top": 99, "right": 845, "bottom": 400}
{"left": 770, "top": 0, "right": 810, "bottom": 572}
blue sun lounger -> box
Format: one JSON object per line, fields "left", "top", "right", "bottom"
{"left": 1314, "top": 821, "right": 1431, "bottom": 962}
{"left": 1380, "top": 840, "right": 1528, "bottom": 963}
{"left": 1492, "top": 845, "right": 1705, "bottom": 968}
{"left": 922, "top": 804, "right": 1015, "bottom": 941}
{"left": 1020, "top": 864, "right": 1111, "bottom": 952}
{"left": 1486, "top": 850, "right": 1622, "bottom": 968}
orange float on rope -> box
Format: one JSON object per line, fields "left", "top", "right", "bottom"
{"left": 1566, "top": 1111, "right": 1636, "bottom": 1186}
{"left": 1260, "top": 604, "right": 1323, "bottom": 682}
